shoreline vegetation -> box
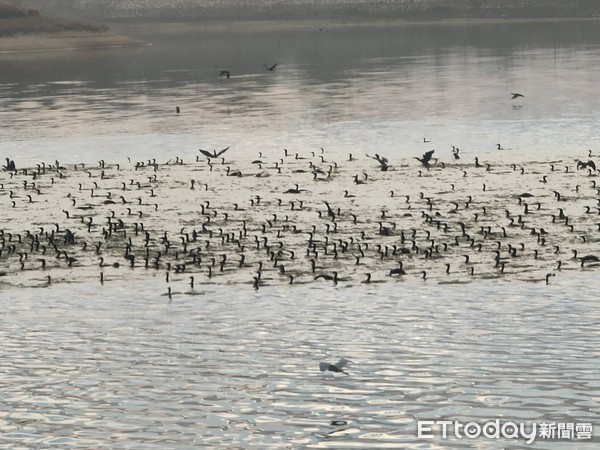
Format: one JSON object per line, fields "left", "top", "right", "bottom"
{"left": 2, "top": 0, "right": 600, "bottom": 53}
{"left": 0, "top": 1, "right": 108, "bottom": 36}
{"left": 25, "top": 0, "right": 600, "bottom": 22}
{"left": 117, "top": 16, "right": 599, "bottom": 34}
{"left": 0, "top": 1, "right": 146, "bottom": 53}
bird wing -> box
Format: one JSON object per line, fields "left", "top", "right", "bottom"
{"left": 423, "top": 150, "right": 435, "bottom": 161}
{"left": 215, "top": 146, "right": 230, "bottom": 157}
{"left": 198, "top": 149, "right": 213, "bottom": 158}
{"left": 319, "top": 362, "right": 329, "bottom": 372}
{"left": 589, "top": 161, "right": 597, "bottom": 171}
{"left": 266, "top": 63, "right": 277, "bottom": 71}
{"left": 336, "top": 358, "right": 351, "bottom": 369}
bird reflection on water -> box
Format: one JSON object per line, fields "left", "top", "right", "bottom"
{"left": 1, "top": 145, "right": 599, "bottom": 294}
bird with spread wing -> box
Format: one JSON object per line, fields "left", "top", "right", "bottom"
{"left": 319, "top": 358, "right": 352, "bottom": 375}
{"left": 199, "top": 147, "right": 230, "bottom": 159}
{"left": 415, "top": 150, "right": 435, "bottom": 168}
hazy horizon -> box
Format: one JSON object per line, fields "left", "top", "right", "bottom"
{"left": 24, "top": 0, "right": 600, "bottom": 22}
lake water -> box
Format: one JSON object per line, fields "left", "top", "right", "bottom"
{"left": 1, "top": 20, "right": 600, "bottom": 164}
{"left": 0, "top": 19, "right": 599, "bottom": 448}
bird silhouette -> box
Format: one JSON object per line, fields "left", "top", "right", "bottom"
{"left": 580, "top": 255, "right": 600, "bottom": 267}
{"left": 366, "top": 153, "right": 389, "bottom": 171}
{"left": 219, "top": 70, "right": 231, "bottom": 79}
{"left": 315, "top": 271, "right": 338, "bottom": 284}
{"left": 511, "top": 93, "right": 524, "bottom": 99}
{"left": 452, "top": 147, "right": 460, "bottom": 160}
{"left": 415, "top": 150, "right": 435, "bottom": 168}
{"left": 319, "top": 358, "right": 352, "bottom": 375}
{"left": 3, "top": 157, "right": 16, "bottom": 171}
{"left": 577, "top": 160, "right": 596, "bottom": 171}
{"left": 199, "top": 147, "right": 230, "bottom": 159}
{"left": 284, "top": 183, "right": 306, "bottom": 194}
{"left": 264, "top": 63, "right": 278, "bottom": 71}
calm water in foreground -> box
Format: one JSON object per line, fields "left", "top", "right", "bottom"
{"left": 0, "top": 19, "right": 599, "bottom": 448}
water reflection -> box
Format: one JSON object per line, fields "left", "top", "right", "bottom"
{"left": 1, "top": 20, "right": 600, "bottom": 164}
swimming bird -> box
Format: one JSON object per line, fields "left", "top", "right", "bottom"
{"left": 219, "top": 70, "right": 231, "bottom": 79}
{"left": 284, "top": 184, "right": 306, "bottom": 194}
{"left": 452, "top": 147, "right": 460, "bottom": 160}
{"left": 353, "top": 174, "right": 366, "bottom": 185}
{"left": 199, "top": 147, "right": 230, "bottom": 159}
{"left": 176, "top": 106, "right": 180, "bottom": 114}
{"left": 314, "top": 271, "right": 338, "bottom": 284}
{"left": 323, "top": 201, "right": 336, "bottom": 220}
{"left": 264, "top": 63, "right": 278, "bottom": 71}
{"left": 511, "top": 93, "right": 524, "bottom": 99}
{"left": 389, "top": 261, "right": 406, "bottom": 276}
{"left": 319, "top": 358, "right": 352, "bottom": 375}
{"left": 580, "top": 255, "right": 599, "bottom": 267}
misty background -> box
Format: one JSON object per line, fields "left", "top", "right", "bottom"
{"left": 24, "top": 0, "right": 600, "bottom": 22}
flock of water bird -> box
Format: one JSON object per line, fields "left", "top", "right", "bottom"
{"left": 1, "top": 140, "right": 599, "bottom": 296}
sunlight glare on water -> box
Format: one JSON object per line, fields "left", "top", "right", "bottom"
{"left": 1, "top": 277, "right": 598, "bottom": 448}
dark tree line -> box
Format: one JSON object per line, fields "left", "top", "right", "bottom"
{"left": 0, "top": 1, "right": 39, "bottom": 18}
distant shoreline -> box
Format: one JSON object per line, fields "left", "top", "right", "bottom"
{"left": 24, "top": 0, "right": 600, "bottom": 23}
{"left": 1, "top": 15, "right": 598, "bottom": 54}
{"left": 0, "top": 15, "right": 108, "bottom": 36}
{"left": 109, "top": 16, "right": 600, "bottom": 34}
{"left": 0, "top": 16, "right": 147, "bottom": 53}
{"left": 0, "top": 31, "right": 148, "bottom": 54}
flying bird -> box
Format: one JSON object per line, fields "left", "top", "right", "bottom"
{"left": 199, "top": 147, "right": 230, "bottom": 159}
{"left": 219, "top": 70, "right": 231, "bottom": 79}
{"left": 577, "top": 160, "right": 596, "bottom": 171}
{"left": 511, "top": 93, "right": 524, "bottom": 99}
{"left": 415, "top": 150, "right": 435, "bottom": 168}
{"left": 366, "top": 153, "right": 389, "bottom": 171}
{"left": 264, "top": 63, "right": 278, "bottom": 71}
{"left": 319, "top": 358, "right": 352, "bottom": 375}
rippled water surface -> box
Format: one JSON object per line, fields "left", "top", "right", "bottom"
{"left": 1, "top": 279, "right": 599, "bottom": 449}
{"left": 1, "top": 19, "right": 600, "bottom": 448}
